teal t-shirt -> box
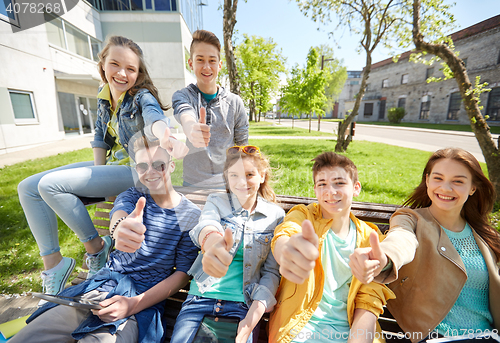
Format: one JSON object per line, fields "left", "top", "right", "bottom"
{"left": 200, "top": 90, "right": 217, "bottom": 103}
{"left": 189, "top": 240, "right": 245, "bottom": 302}
{"left": 435, "top": 223, "right": 493, "bottom": 336}
{"left": 293, "top": 220, "right": 356, "bottom": 342}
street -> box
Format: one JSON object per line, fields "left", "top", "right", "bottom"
{"left": 271, "top": 118, "right": 497, "bottom": 163}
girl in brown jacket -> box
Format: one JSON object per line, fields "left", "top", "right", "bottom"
{"left": 350, "top": 148, "right": 500, "bottom": 342}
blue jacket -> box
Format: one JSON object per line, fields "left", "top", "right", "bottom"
{"left": 188, "top": 193, "right": 284, "bottom": 311}
{"left": 28, "top": 269, "right": 165, "bottom": 343}
{"left": 91, "top": 88, "right": 169, "bottom": 152}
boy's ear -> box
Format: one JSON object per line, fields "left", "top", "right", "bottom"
{"left": 353, "top": 181, "right": 361, "bottom": 197}
{"left": 168, "top": 161, "right": 175, "bottom": 173}
{"left": 188, "top": 58, "right": 193, "bottom": 70}
{"left": 218, "top": 59, "right": 222, "bottom": 72}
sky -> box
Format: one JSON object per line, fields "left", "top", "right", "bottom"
{"left": 200, "top": 0, "right": 500, "bottom": 71}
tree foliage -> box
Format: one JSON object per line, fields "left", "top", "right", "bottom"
{"left": 236, "top": 35, "right": 286, "bottom": 122}
{"left": 280, "top": 47, "right": 327, "bottom": 132}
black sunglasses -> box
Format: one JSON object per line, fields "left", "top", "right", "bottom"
{"left": 135, "top": 160, "right": 169, "bottom": 174}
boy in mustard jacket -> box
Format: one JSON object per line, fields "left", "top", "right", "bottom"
{"left": 270, "top": 152, "right": 395, "bottom": 343}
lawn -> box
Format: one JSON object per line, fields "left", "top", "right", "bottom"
{"left": 249, "top": 121, "right": 333, "bottom": 137}
{"left": 0, "top": 136, "right": 496, "bottom": 294}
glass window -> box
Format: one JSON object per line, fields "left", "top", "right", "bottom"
{"left": 9, "top": 90, "right": 37, "bottom": 124}
{"left": 382, "top": 79, "right": 389, "bottom": 88}
{"left": 426, "top": 67, "right": 434, "bottom": 80}
{"left": 65, "top": 24, "right": 91, "bottom": 59}
{"left": 401, "top": 74, "right": 408, "bottom": 84}
{"left": 131, "top": 0, "right": 143, "bottom": 10}
{"left": 155, "top": 0, "right": 171, "bottom": 10}
{"left": 486, "top": 87, "right": 500, "bottom": 121}
{"left": 145, "top": 0, "right": 153, "bottom": 9}
{"left": 350, "top": 81, "right": 359, "bottom": 85}
{"left": 420, "top": 96, "right": 431, "bottom": 120}
{"left": 102, "top": 0, "right": 130, "bottom": 10}
{"left": 447, "top": 92, "right": 462, "bottom": 120}
{"left": 364, "top": 103, "right": 373, "bottom": 116}
{"left": 397, "top": 98, "right": 406, "bottom": 109}
{"left": 497, "top": 50, "right": 500, "bottom": 65}
{"left": 90, "top": 37, "right": 101, "bottom": 62}
{"left": 44, "top": 13, "right": 65, "bottom": 48}
{"left": 1, "top": 0, "right": 16, "bottom": 21}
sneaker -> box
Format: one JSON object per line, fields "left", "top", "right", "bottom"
{"left": 39, "top": 256, "right": 75, "bottom": 306}
{"left": 86, "top": 235, "right": 113, "bottom": 279}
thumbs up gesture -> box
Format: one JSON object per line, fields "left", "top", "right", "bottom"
{"left": 185, "top": 107, "right": 211, "bottom": 148}
{"left": 349, "top": 231, "right": 388, "bottom": 284}
{"left": 201, "top": 227, "right": 234, "bottom": 278}
{"left": 278, "top": 220, "right": 319, "bottom": 284}
{"left": 113, "top": 197, "right": 147, "bottom": 253}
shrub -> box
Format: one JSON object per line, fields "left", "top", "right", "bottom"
{"left": 388, "top": 107, "right": 406, "bottom": 123}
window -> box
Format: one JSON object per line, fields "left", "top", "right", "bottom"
{"left": 498, "top": 50, "right": 500, "bottom": 65}
{"left": 486, "top": 87, "right": 500, "bottom": 121}
{"left": 447, "top": 92, "right": 462, "bottom": 120}
{"left": 65, "top": 25, "right": 91, "bottom": 60}
{"left": 401, "top": 74, "right": 409, "bottom": 84}
{"left": 364, "top": 103, "right": 373, "bottom": 116}
{"left": 382, "top": 79, "right": 389, "bottom": 88}
{"left": 350, "top": 81, "right": 359, "bottom": 85}
{"left": 419, "top": 95, "right": 431, "bottom": 120}
{"left": 90, "top": 37, "right": 101, "bottom": 62}
{"left": 9, "top": 90, "right": 38, "bottom": 124}
{"left": 397, "top": 98, "right": 406, "bottom": 109}
{"left": 44, "top": 14, "right": 65, "bottom": 48}
{"left": 426, "top": 67, "right": 434, "bottom": 80}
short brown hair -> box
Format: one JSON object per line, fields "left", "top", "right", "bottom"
{"left": 312, "top": 152, "right": 358, "bottom": 183}
{"left": 190, "top": 30, "right": 221, "bottom": 58}
{"left": 129, "top": 135, "right": 163, "bottom": 162}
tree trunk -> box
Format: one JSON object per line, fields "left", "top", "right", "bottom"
{"left": 318, "top": 113, "right": 321, "bottom": 131}
{"left": 249, "top": 82, "right": 255, "bottom": 122}
{"left": 413, "top": 0, "right": 500, "bottom": 202}
{"left": 335, "top": 14, "right": 373, "bottom": 152}
{"left": 223, "top": 0, "right": 240, "bottom": 95}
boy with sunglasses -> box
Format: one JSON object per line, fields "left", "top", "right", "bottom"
{"left": 269, "top": 152, "right": 395, "bottom": 343}
{"left": 172, "top": 29, "right": 249, "bottom": 189}
{"left": 12, "top": 137, "right": 201, "bottom": 343}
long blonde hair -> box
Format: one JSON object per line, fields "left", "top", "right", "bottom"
{"left": 97, "top": 36, "right": 170, "bottom": 111}
{"left": 223, "top": 148, "right": 277, "bottom": 203}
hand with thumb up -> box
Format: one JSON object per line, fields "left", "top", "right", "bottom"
{"left": 278, "top": 220, "right": 319, "bottom": 284}
{"left": 113, "top": 197, "right": 147, "bottom": 253}
{"left": 184, "top": 107, "right": 211, "bottom": 148}
{"left": 201, "top": 227, "right": 234, "bottom": 278}
{"left": 349, "top": 231, "right": 388, "bottom": 284}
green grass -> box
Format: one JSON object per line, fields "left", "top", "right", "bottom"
{"left": 249, "top": 121, "right": 333, "bottom": 137}
{"left": 0, "top": 138, "right": 496, "bottom": 293}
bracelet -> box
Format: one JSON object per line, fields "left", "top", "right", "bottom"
{"left": 110, "top": 217, "right": 127, "bottom": 240}
{"left": 201, "top": 230, "right": 223, "bottom": 253}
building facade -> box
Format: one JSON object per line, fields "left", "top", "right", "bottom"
{"left": 342, "top": 15, "right": 500, "bottom": 125}
{"left": 0, "top": 0, "right": 201, "bottom": 154}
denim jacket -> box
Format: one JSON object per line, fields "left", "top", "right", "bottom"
{"left": 188, "top": 192, "right": 284, "bottom": 310}
{"left": 27, "top": 268, "right": 164, "bottom": 343}
{"left": 91, "top": 87, "right": 169, "bottom": 153}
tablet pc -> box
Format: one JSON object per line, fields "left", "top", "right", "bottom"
{"left": 192, "top": 314, "right": 239, "bottom": 343}
{"left": 31, "top": 293, "right": 103, "bottom": 310}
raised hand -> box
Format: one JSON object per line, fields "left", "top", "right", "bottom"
{"left": 278, "top": 220, "right": 319, "bottom": 284}
{"left": 114, "top": 197, "right": 147, "bottom": 253}
{"left": 185, "top": 107, "right": 210, "bottom": 148}
{"left": 202, "top": 228, "right": 234, "bottom": 278}
{"left": 159, "top": 127, "right": 189, "bottom": 160}
{"left": 349, "top": 231, "right": 388, "bottom": 284}
{"left": 92, "top": 295, "right": 139, "bottom": 323}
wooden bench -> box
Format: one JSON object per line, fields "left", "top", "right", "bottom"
{"left": 76, "top": 187, "right": 408, "bottom": 343}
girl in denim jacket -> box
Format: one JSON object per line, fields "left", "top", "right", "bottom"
{"left": 18, "top": 36, "right": 186, "bottom": 301}
{"left": 170, "top": 146, "right": 284, "bottom": 343}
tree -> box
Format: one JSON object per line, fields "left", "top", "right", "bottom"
{"left": 295, "top": 0, "right": 405, "bottom": 151}
{"left": 313, "top": 44, "right": 347, "bottom": 130}
{"left": 236, "top": 35, "right": 286, "bottom": 122}
{"left": 280, "top": 48, "right": 327, "bottom": 132}
{"left": 411, "top": 0, "right": 500, "bottom": 202}
{"left": 223, "top": 0, "right": 244, "bottom": 95}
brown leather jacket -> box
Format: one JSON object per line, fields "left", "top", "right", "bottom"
{"left": 378, "top": 207, "right": 500, "bottom": 342}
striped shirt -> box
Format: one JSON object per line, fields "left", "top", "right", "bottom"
{"left": 107, "top": 187, "right": 201, "bottom": 287}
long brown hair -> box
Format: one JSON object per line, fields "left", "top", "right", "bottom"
{"left": 97, "top": 36, "right": 170, "bottom": 111}
{"left": 223, "top": 148, "right": 276, "bottom": 203}
{"left": 404, "top": 148, "right": 500, "bottom": 259}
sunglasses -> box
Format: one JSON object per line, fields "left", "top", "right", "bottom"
{"left": 135, "top": 160, "right": 169, "bottom": 174}
{"left": 227, "top": 145, "right": 261, "bottom": 157}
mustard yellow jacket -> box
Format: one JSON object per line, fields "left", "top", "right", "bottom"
{"left": 269, "top": 203, "right": 395, "bottom": 343}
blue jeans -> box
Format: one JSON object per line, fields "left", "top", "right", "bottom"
{"left": 170, "top": 295, "right": 260, "bottom": 343}
{"left": 18, "top": 161, "right": 135, "bottom": 256}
